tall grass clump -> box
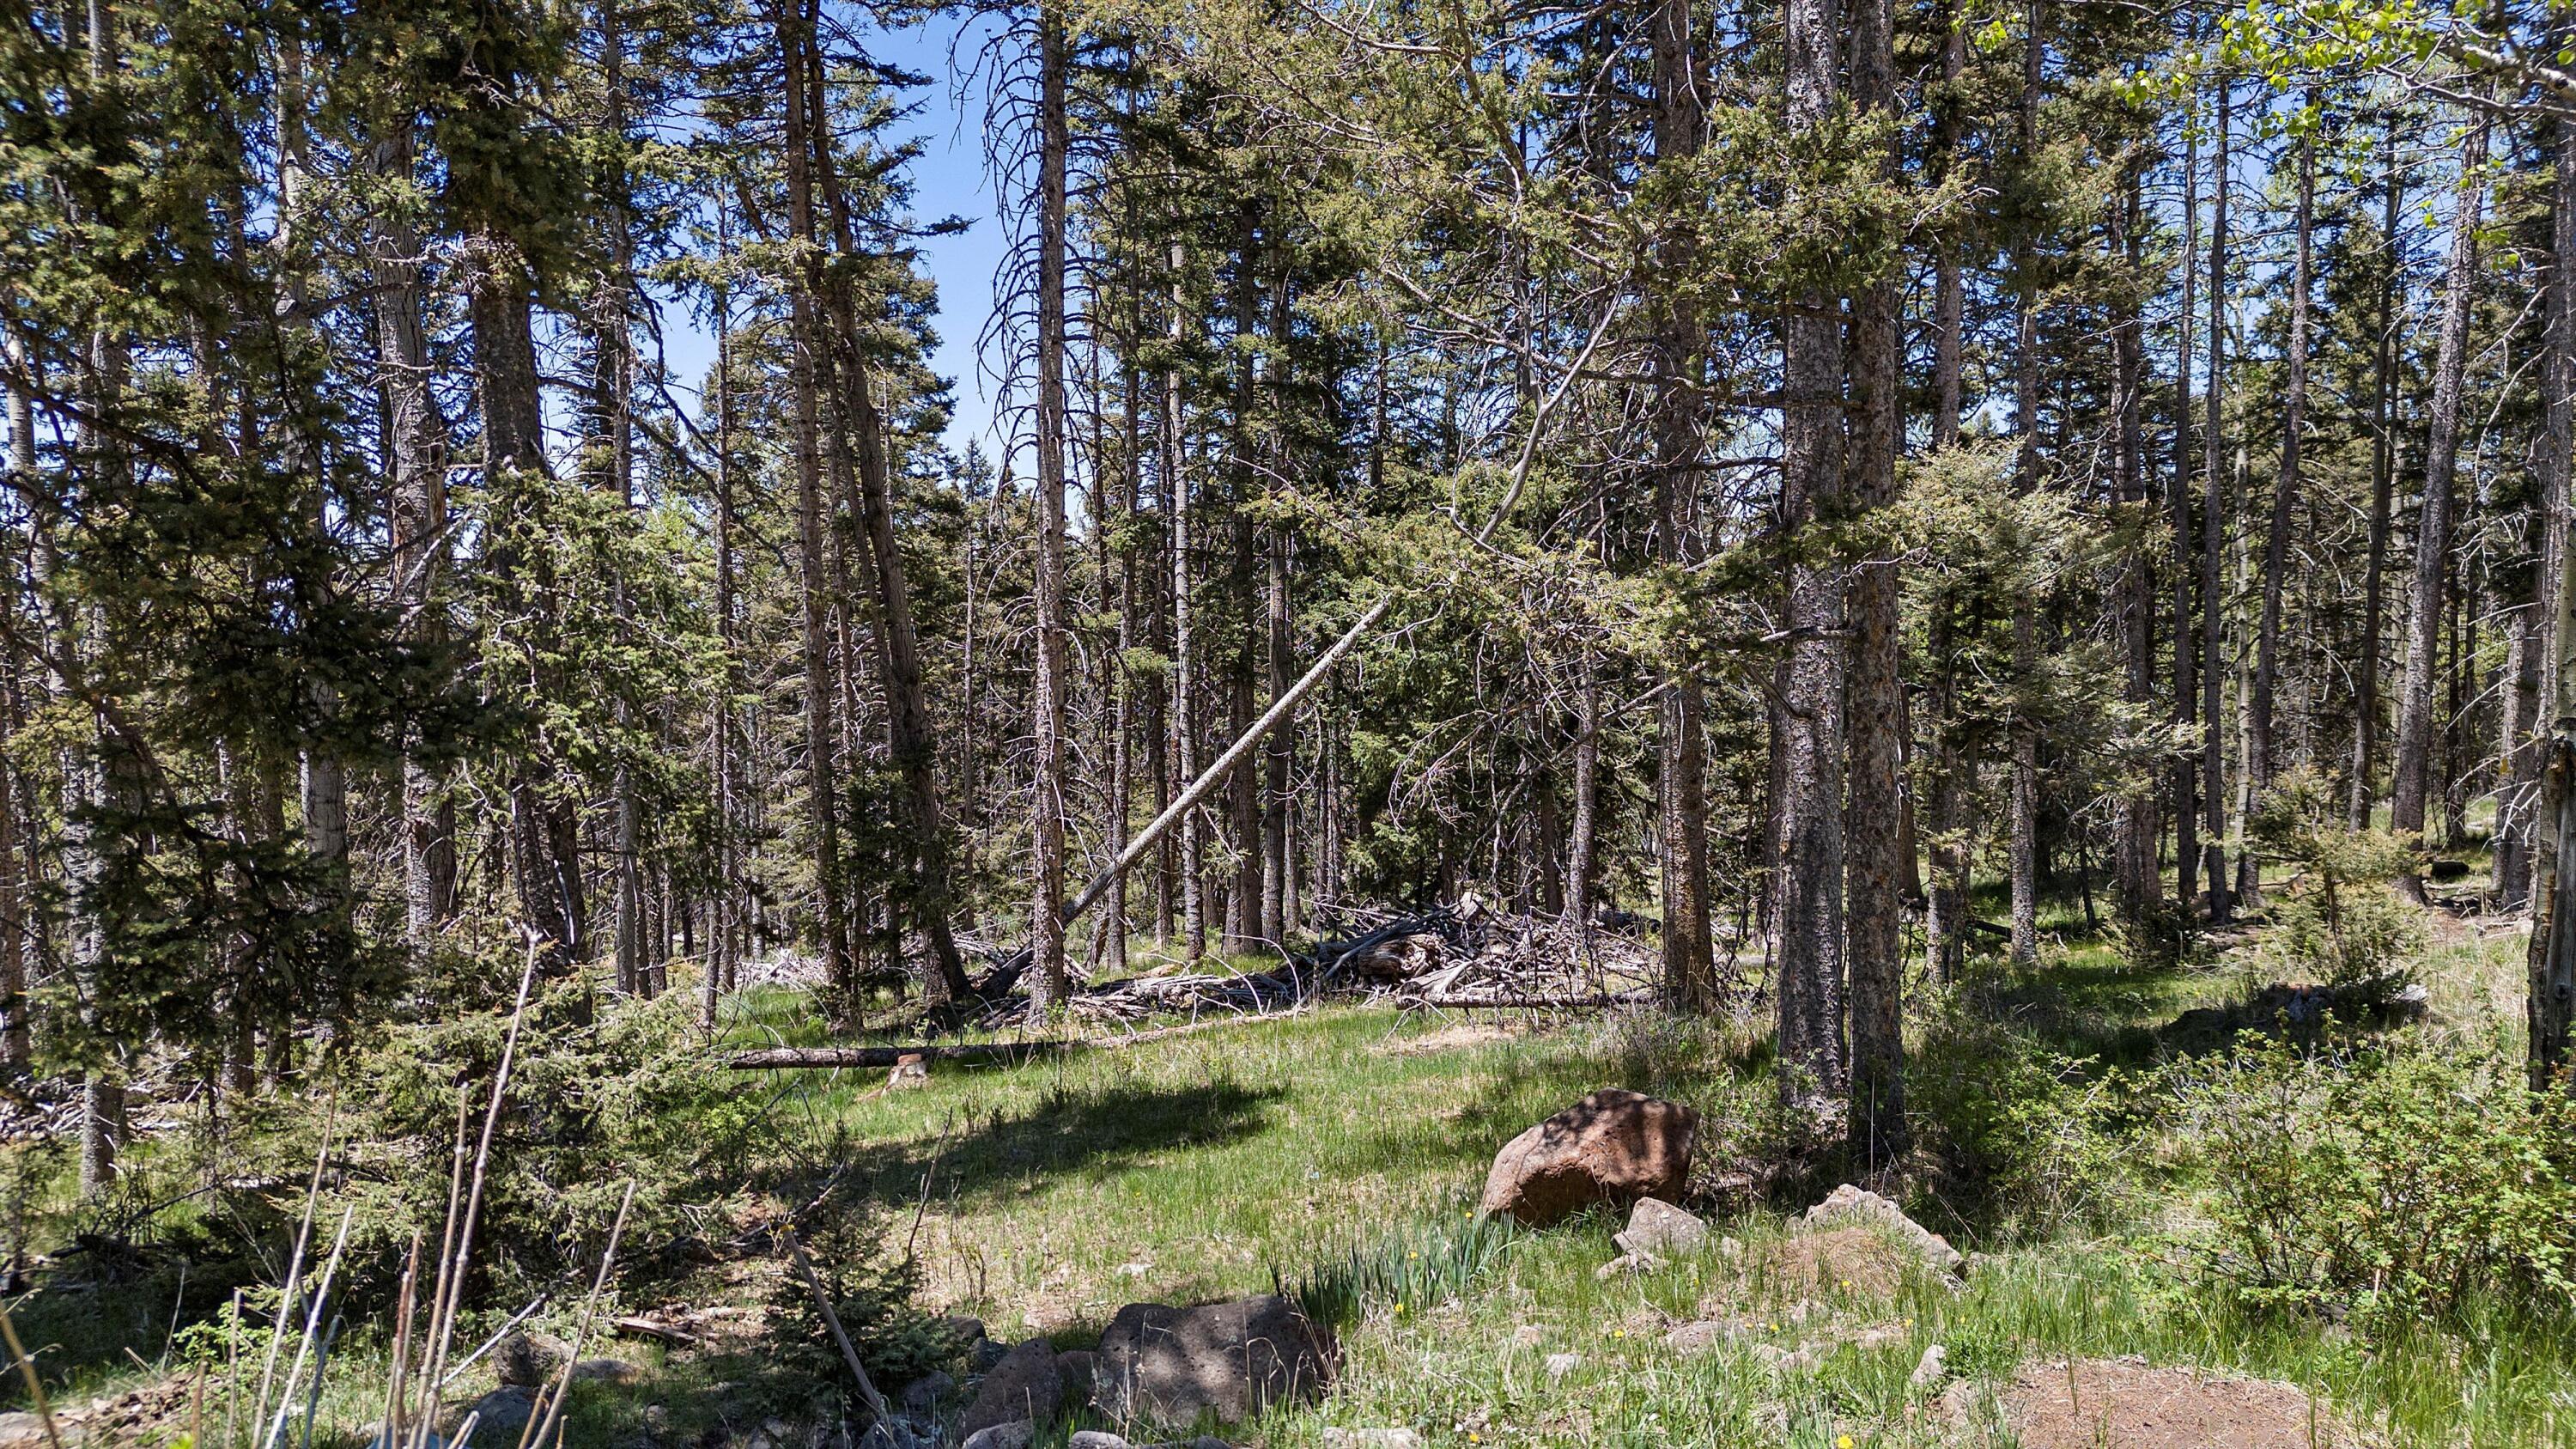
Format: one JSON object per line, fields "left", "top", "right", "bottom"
{"left": 1279, "top": 1210, "right": 1520, "bottom": 1328}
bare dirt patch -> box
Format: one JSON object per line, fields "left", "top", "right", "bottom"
{"left": 1745, "top": 1227, "right": 1915, "bottom": 1299}
{"left": 1375, "top": 1022, "right": 1516, "bottom": 1056}
{"left": 1967, "top": 1356, "right": 2357, "bottom": 1448}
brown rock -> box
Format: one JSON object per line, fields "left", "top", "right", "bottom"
{"left": 1478, "top": 1090, "right": 1698, "bottom": 1227}
{"left": 959, "top": 1339, "right": 1063, "bottom": 1438}
{"left": 1094, "top": 1295, "right": 1332, "bottom": 1433}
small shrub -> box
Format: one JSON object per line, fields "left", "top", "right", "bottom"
{"left": 1905, "top": 991, "right": 2143, "bottom": 1236}
{"left": 764, "top": 1201, "right": 960, "bottom": 1410}
{"left": 2248, "top": 767, "right": 2421, "bottom": 993}
{"left": 2166, "top": 1035, "right": 2576, "bottom": 1326}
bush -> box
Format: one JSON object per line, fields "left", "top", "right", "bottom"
{"left": 763, "top": 1199, "right": 963, "bottom": 1411}
{"left": 2167, "top": 1035, "right": 2576, "bottom": 1325}
{"left": 2247, "top": 767, "right": 2421, "bottom": 993}
{"left": 1904, "top": 991, "right": 2144, "bottom": 1237}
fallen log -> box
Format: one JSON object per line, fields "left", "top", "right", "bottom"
{"left": 1416, "top": 989, "right": 1655, "bottom": 1009}
{"left": 724, "top": 1005, "right": 1305, "bottom": 1070}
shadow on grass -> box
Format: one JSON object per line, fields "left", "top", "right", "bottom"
{"left": 815, "top": 1079, "right": 1287, "bottom": 1207}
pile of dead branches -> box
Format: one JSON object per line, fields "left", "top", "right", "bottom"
{"left": 1308, "top": 894, "right": 1657, "bottom": 1008}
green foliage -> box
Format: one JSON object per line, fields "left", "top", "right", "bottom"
{"left": 2248, "top": 766, "right": 2421, "bottom": 991}
{"left": 1281, "top": 1210, "right": 1521, "bottom": 1329}
{"left": 762, "top": 1205, "right": 961, "bottom": 1412}
{"left": 1905, "top": 992, "right": 2145, "bottom": 1236}
{"left": 301, "top": 925, "right": 781, "bottom": 1310}
{"left": 2167, "top": 1035, "right": 2576, "bottom": 1326}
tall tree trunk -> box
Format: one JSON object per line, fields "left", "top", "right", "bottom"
{"left": 1651, "top": 0, "right": 1715, "bottom": 1008}
{"left": 2112, "top": 167, "right": 2160, "bottom": 928}
{"left": 706, "top": 248, "right": 740, "bottom": 1031}
{"left": 1924, "top": 3, "right": 1971, "bottom": 979}
{"left": 470, "top": 234, "right": 586, "bottom": 971}
{"left": 2394, "top": 106, "right": 2491, "bottom": 893}
{"left": 1775, "top": 0, "right": 1847, "bottom": 1113}
{"left": 367, "top": 131, "right": 456, "bottom": 946}
{"left": 2527, "top": 88, "right": 2576, "bottom": 1090}
{"left": 2200, "top": 76, "right": 2232, "bottom": 922}
{"left": 1568, "top": 661, "right": 1600, "bottom": 923}
{"left": 593, "top": 0, "right": 645, "bottom": 994}
{"left": 1, "top": 333, "right": 31, "bottom": 1068}
{"left": 775, "top": 4, "right": 851, "bottom": 1000}
{"left": 2007, "top": 0, "right": 2045, "bottom": 967}
{"left": 2246, "top": 113, "right": 2312, "bottom": 906}
{"left": 1166, "top": 228, "right": 1205, "bottom": 965}
{"left": 2353, "top": 115, "right": 2403, "bottom": 829}
{"left": 805, "top": 58, "right": 975, "bottom": 1007}
{"left": 2172, "top": 114, "right": 2202, "bottom": 911}
{"left": 1028, "top": 0, "right": 1073, "bottom": 1005}
{"left": 1223, "top": 203, "right": 1262, "bottom": 952}
{"left": 1844, "top": 0, "right": 1907, "bottom": 1164}
{"left": 1261, "top": 263, "right": 1294, "bottom": 945}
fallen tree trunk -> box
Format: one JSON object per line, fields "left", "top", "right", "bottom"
{"left": 724, "top": 1005, "right": 1304, "bottom": 1070}
{"left": 1407, "top": 989, "right": 1656, "bottom": 1009}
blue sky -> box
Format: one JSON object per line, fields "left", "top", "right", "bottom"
{"left": 653, "top": 9, "right": 1012, "bottom": 468}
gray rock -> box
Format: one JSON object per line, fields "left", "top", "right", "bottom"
{"left": 1055, "top": 1347, "right": 1097, "bottom": 1409}
{"left": 1068, "top": 1434, "right": 1133, "bottom": 1449}
{"left": 1662, "top": 1320, "right": 1735, "bottom": 1355}
{"left": 900, "top": 1370, "right": 957, "bottom": 1416}
{"left": 960, "top": 1422, "right": 1035, "bottom": 1449}
{"left": 459, "top": 1385, "right": 540, "bottom": 1442}
{"left": 569, "top": 1356, "right": 641, "bottom": 1384}
{"left": 1798, "top": 1184, "right": 1965, "bottom": 1275}
{"left": 959, "top": 1339, "right": 1062, "bottom": 1437}
{"left": 494, "top": 1330, "right": 571, "bottom": 1388}
{"left": 1613, "top": 1197, "right": 1707, "bottom": 1257}
{"left": 1592, "top": 1250, "right": 1663, "bottom": 1279}
{"left": 1094, "top": 1295, "right": 1332, "bottom": 1434}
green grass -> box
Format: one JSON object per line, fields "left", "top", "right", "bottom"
{"left": 13, "top": 897, "right": 2576, "bottom": 1447}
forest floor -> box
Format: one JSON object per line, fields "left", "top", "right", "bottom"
{"left": 9, "top": 887, "right": 2575, "bottom": 1448}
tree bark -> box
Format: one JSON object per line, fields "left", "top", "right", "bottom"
{"left": 1028, "top": 0, "right": 1073, "bottom": 1005}
{"left": 1166, "top": 228, "right": 1205, "bottom": 966}
{"left": 1844, "top": 0, "right": 1907, "bottom": 1165}
{"left": 1650, "top": 0, "right": 1715, "bottom": 1008}
{"left": 775, "top": 4, "right": 851, "bottom": 1000}
{"left": 2007, "top": 0, "right": 2045, "bottom": 967}
{"left": 2527, "top": 88, "right": 2576, "bottom": 1090}
{"left": 2353, "top": 115, "right": 2403, "bottom": 830}
{"left": 2172, "top": 115, "right": 2201, "bottom": 911}
{"left": 2200, "top": 76, "right": 2232, "bottom": 923}
{"left": 2112, "top": 166, "right": 2160, "bottom": 928}
{"left": 1775, "top": 0, "right": 1846, "bottom": 1113}
{"left": 805, "top": 55, "right": 975, "bottom": 1007}
{"left": 2393, "top": 107, "right": 2490, "bottom": 889}
{"left": 2245, "top": 113, "right": 2312, "bottom": 906}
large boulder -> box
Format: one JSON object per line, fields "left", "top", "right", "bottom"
{"left": 1479, "top": 1090, "right": 1698, "bottom": 1226}
{"left": 960, "top": 1339, "right": 1064, "bottom": 1439}
{"left": 1094, "top": 1295, "right": 1332, "bottom": 1433}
